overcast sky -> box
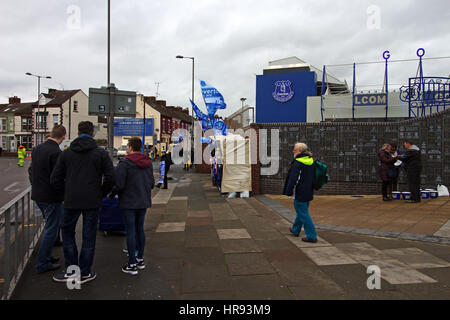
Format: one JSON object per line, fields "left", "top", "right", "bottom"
{"left": 1, "top": 0, "right": 449, "bottom": 117}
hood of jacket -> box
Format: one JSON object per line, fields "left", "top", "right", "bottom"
{"left": 70, "top": 135, "right": 98, "bottom": 153}
{"left": 409, "top": 145, "right": 420, "bottom": 151}
{"left": 294, "top": 153, "right": 314, "bottom": 166}
{"left": 125, "top": 152, "right": 152, "bottom": 168}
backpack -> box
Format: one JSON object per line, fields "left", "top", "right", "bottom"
{"left": 313, "top": 160, "right": 328, "bottom": 191}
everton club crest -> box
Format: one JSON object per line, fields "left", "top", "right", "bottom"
{"left": 272, "top": 80, "right": 294, "bottom": 103}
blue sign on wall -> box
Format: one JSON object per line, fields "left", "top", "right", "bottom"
{"left": 256, "top": 72, "right": 316, "bottom": 123}
{"left": 114, "top": 118, "right": 154, "bottom": 136}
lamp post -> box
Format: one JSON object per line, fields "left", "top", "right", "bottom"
{"left": 240, "top": 97, "right": 246, "bottom": 128}
{"left": 26, "top": 72, "right": 52, "bottom": 146}
{"left": 176, "top": 55, "right": 195, "bottom": 124}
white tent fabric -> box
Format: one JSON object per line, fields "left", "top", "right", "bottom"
{"left": 212, "top": 134, "right": 252, "bottom": 193}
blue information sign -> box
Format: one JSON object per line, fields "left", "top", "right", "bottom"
{"left": 114, "top": 118, "right": 154, "bottom": 136}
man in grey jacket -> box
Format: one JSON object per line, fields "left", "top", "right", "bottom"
{"left": 397, "top": 140, "right": 422, "bottom": 203}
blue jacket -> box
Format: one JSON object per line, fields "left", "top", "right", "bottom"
{"left": 283, "top": 153, "right": 315, "bottom": 202}
{"left": 112, "top": 153, "right": 155, "bottom": 209}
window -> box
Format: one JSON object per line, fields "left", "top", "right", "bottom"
{"left": 36, "top": 112, "right": 47, "bottom": 130}
{"left": 0, "top": 118, "right": 6, "bottom": 132}
{"left": 53, "top": 114, "right": 59, "bottom": 126}
{"left": 73, "top": 101, "right": 78, "bottom": 112}
{"left": 161, "top": 118, "right": 165, "bottom": 132}
{"left": 21, "top": 117, "right": 32, "bottom": 132}
{"left": 18, "top": 135, "right": 32, "bottom": 149}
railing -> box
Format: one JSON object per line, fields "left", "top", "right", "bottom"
{"left": 0, "top": 187, "right": 44, "bottom": 300}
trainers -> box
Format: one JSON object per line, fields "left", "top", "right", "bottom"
{"left": 79, "top": 272, "right": 97, "bottom": 284}
{"left": 53, "top": 270, "right": 74, "bottom": 282}
{"left": 122, "top": 264, "right": 138, "bottom": 275}
{"left": 136, "top": 259, "right": 146, "bottom": 270}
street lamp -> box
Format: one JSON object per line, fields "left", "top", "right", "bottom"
{"left": 26, "top": 72, "right": 52, "bottom": 146}
{"left": 240, "top": 97, "right": 247, "bottom": 127}
{"left": 176, "top": 55, "right": 195, "bottom": 122}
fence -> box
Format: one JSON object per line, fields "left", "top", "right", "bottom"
{"left": 0, "top": 187, "right": 44, "bottom": 300}
{"left": 255, "top": 108, "right": 450, "bottom": 195}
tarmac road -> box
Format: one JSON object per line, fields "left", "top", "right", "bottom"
{"left": 0, "top": 158, "right": 31, "bottom": 209}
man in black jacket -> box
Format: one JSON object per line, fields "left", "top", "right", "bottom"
{"left": 29, "top": 125, "right": 66, "bottom": 273}
{"left": 50, "top": 121, "right": 115, "bottom": 284}
{"left": 397, "top": 140, "right": 422, "bottom": 203}
{"left": 282, "top": 142, "right": 318, "bottom": 243}
{"left": 110, "top": 137, "right": 154, "bottom": 275}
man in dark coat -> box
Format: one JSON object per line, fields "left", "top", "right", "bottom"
{"left": 397, "top": 140, "right": 422, "bottom": 203}
{"left": 110, "top": 137, "right": 154, "bottom": 275}
{"left": 50, "top": 121, "right": 115, "bottom": 284}
{"left": 282, "top": 142, "right": 317, "bottom": 243}
{"left": 28, "top": 125, "right": 66, "bottom": 273}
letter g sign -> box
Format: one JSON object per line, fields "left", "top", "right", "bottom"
{"left": 383, "top": 51, "right": 390, "bottom": 60}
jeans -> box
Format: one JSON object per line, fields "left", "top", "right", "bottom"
{"left": 123, "top": 209, "right": 146, "bottom": 265}
{"left": 292, "top": 200, "right": 317, "bottom": 240}
{"left": 62, "top": 209, "right": 99, "bottom": 276}
{"left": 35, "top": 202, "right": 64, "bottom": 272}
{"left": 382, "top": 181, "right": 393, "bottom": 198}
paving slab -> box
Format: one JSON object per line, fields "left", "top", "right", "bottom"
{"left": 187, "top": 210, "right": 211, "bottom": 218}
{"left": 155, "top": 222, "right": 186, "bottom": 233}
{"left": 382, "top": 247, "right": 450, "bottom": 269}
{"left": 217, "top": 228, "right": 251, "bottom": 240}
{"left": 231, "top": 274, "right": 294, "bottom": 300}
{"left": 213, "top": 219, "right": 245, "bottom": 229}
{"left": 358, "top": 259, "right": 438, "bottom": 285}
{"left": 263, "top": 248, "right": 310, "bottom": 263}
{"left": 225, "top": 253, "right": 276, "bottom": 276}
{"left": 334, "top": 242, "right": 391, "bottom": 262}
{"left": 300, "top": 246, "right": 358, "bottom": 266}
{"left": 181, "top": 263, "right": 233, "bottom": 293}
{"left": 220, "top": 239, "right": 262, "bottom": 254}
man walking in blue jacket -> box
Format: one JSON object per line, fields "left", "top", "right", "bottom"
{"left": 283, "top": 142, "right": 318, "bottom": 243}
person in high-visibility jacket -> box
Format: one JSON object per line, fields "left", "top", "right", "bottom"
{"left": 17, "top": 145, "right": 26, "bottom": 167}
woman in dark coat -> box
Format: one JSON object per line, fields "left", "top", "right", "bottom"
{"left": 378, "top": 144, "right": 397, "bottom": 201}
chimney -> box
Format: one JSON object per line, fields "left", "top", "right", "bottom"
{"left": 156, "top": 100, "right": 166, "bottom": 107}
{"left": 48, "top": 88, "right": 58, "bottom": 95}
{"left": 144, "top": 96, "right": 156, "bottom": 103}
{"left": 9, "top": 96, "right": 21, "bottom": 104}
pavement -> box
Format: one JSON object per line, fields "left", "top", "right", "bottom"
{"left": 10, "top": 165, "right": 450, "bottom": 300}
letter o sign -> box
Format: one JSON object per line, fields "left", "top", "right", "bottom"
{"left": 417, "top": 48, "right": 425, "bottom": 58}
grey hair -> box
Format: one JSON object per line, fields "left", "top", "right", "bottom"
{"left": 382, "top": 143, "right": 391, "bottom": 150}
{"left": 294, "top": 142, "right": 308, "bottom": 153}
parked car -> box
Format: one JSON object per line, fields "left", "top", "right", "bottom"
{"left": 117, "top": 145, "right": 127, "bottom": 159}
{"left": 99, "top": 146, "right": 118, "bottom": 158}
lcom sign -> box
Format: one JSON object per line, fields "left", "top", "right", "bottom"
{"left": 354, "top": 93, "right": 387, "bottom": 106}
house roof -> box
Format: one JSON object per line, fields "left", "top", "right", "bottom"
{"left": 144, "top": 96, "right": 193, "bottom": 123}
{"left": 35, "top": 89, "right": 80, "bottom": 107}
{"left": 0, "top": 102, "right": 34, "bottom": 114}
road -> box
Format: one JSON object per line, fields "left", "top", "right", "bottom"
{"left": 0, "top": 158, "right": 31, "bottom": 210}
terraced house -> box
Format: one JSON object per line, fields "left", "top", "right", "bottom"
{"left": 0, "top": 96, "right": 33, "bottom": 152}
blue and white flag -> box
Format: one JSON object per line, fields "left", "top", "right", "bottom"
{"left": 200, "top": 80, "right": 227, "bottom": 116}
